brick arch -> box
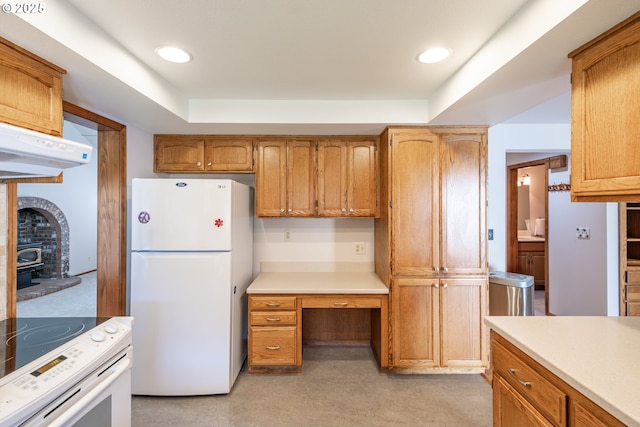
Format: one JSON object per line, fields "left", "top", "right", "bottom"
{"left": 17, "top": 197, "right": 69, "bottom": 279}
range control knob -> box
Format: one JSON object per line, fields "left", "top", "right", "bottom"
{"left": 104, "top": 323, "right": 118, "bottom": 334}
{"left": 91, "top": 331, "right": 106, "bottom": 342}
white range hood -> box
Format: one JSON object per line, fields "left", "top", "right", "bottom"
{"left": 0, "top": 121, "right": 93, "bottom": 179}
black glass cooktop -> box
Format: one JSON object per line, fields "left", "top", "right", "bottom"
{"left": 0, "top": 317, "right": 107, "bottom": 379}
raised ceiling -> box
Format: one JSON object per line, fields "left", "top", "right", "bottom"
{"left": 1, "top": 0, "right": 639, "bottom": 134}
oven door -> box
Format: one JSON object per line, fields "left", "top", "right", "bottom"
{"left": 20, "top": 348, "right": 132, "bottom": 427}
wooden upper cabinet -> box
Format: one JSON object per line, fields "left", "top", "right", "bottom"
{"left": 204, "top": 137, "right": 253, "bottom": 172}
{"left": 154, "top": 135, "right": 254, "bottom": 173}
{"left": 390, "top": 130, "right": 439, "bottom": 276}
{"left": 155, "top": 136, "right": 205, "bottom": 172}
{"left": 569, "top": 12, "right": 640, "bottom": 202}
{"left": 439, "top": 132, "right": 487, "bottom": 275}
{"left": 287, "top": 140, "right": 316, "bottom": 217}
{"left": 317, "top": 138, "right": 378, "bottom": 217}
{"left": 256, "top": 139, "right": 286, "bottom": 216}
{"left": 256, "top": 138, "right": 315, "bottom": 217}
{"left": 0, "top": 37, "right": 65, "bottom": 136}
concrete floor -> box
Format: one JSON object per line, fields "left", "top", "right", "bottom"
{"left": 132, "top": 345, "right": 493, "bottom": 427}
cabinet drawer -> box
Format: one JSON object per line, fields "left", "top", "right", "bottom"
{"left": 250, "top": 311, "right": 297, "bottom": 326}
{"left": 627, "top": 270, "right": 640, "bottom": 284}
{"left": 302, "top": 295, "right": 382, "bottom": 309}
{"left": 249, "top": 296, "right": 297, "bottom": 310}
{"left": 627, "top": 285, "right": 640, "bottom": 301}
{"left": 627, "top": 302, "right": 640, "bottom": 316}
{"left": 250, "top": 326, "right": 297, "bottom": 366}
{"left": 492, "top": 341, "right": 567, "bottom": 426}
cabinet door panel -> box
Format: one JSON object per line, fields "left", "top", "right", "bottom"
{"left": 317, "top": 140, "right": 347, "bottom": 216}
{"left": 440, "top": 278, "right": 486, "bottom": 367}
{"left": 287, "top": 140, "right": 316, "bottom": 216}
{"left": 256, "top": 139, "right": 287, "bottom": 216}
{"left": 204, "top": 138, "right": 253, "bottom": 172}
{"left": 391, "top": 278, "right": 439, "bottom": 368}
{"left": 391, "top": 132, "right": 439, "bottom": 275}
{"left": 570, "top": 16, "right": 640, "bottom": 200}
{"left": 440, "top": 134, "right": 487, "bottom": 274}
{"left": 154, "top": 137, "right": 204, "bottom": 172}
{"left": 0, "top": 39, "right": 64, "bottom": 135}
{"left": 348, "top": 140, "right": 377, "bottom": 217}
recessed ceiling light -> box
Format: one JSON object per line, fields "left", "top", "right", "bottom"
{"left": 417, "top": 47, "right": 452, "bottom": 64}
{"left": 155, "top": 46, "right": 192, "bottom": 63}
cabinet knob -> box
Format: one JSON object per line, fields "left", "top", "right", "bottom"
{"left": 442, "top": 267, "right": 448, "bottom": 273}
{"left": 196, "top": 161, "right": 202, "bottom": 167}
{"left": 288, "top": 208, "right": 292, "bottom": 213}
{"left": 207, "top": 161, "right": 212, "bottom": 167}
{"left": 434, "top": 283, "right": 439, "bottom": 288}
{"left": 280, "top": 208, "right": 285, "bottom": 213}
{"left": 349, "top": 208, "right": 354, "bottom": 213}
{"left": 434, "top": 267, "right": 440, "bottom": 273}
{"left": 341, "top": 208, "right": 347, "bottom": 213}
{"left": 442, "top": 283, "right": 448, "bottom": 288}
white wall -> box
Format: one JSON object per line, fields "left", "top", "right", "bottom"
{"left": 17, "top": 121, "right": 98, "bottom": 276}
{"left": 489, "top": 124, "right": 617, "bottom": 315}
{"left": 547, "top": 166, "right": 609, "bottom": 315}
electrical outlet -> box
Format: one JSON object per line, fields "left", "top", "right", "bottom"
{"left": 576, "top": 227, "right": 590, "bottom": 239}
{"left": 488, "top": 229, "right": 494, "bottom": 241}
{"left": 354, "top": 242, "right": 366, "bottom": 255}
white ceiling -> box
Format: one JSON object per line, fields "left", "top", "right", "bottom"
{"left": 1, "top": 0, "right": 639, "bottom": 135}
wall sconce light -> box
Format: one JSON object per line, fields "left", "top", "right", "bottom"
{"left": 518, "top": 174, "right": 531, "bottom": 186}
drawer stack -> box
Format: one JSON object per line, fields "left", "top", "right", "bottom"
{"left": 248, "top": 295, "right": 301, "bottom": 372}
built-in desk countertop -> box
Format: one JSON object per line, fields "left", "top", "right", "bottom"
{"left": 247, "top": 272, "right": 388, "bottom": 294}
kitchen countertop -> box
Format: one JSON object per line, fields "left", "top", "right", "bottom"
{"left": 485, "top": 316, "right": 640, "bottom": 427}
{"left": 247, "top": 272, "right": 388, "bottom": 294}
{"left": 517, "top": 236, "right": 545, "bottom": 242}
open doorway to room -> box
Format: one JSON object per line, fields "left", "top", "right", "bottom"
{"left": 6, "top": 102, "right": 127, "bottom": 318}
{"left": 507, "top": 157, "right": 550, "bottom": 315}
{"left": 16, "top": 119, "right": 98, "bottom": 317}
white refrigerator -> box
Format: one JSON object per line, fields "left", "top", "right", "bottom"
{"left": 130, "top": 178, "right": 253, "bottom": 395}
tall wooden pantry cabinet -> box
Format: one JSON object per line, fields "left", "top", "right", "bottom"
{"left": 374, "top": 127, "right": 488, "bottom": 372}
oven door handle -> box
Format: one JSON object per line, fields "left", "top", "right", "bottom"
{"left": 22, "top": 354, "right": 132, "bottom": 427}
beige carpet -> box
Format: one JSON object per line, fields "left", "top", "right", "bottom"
{"left": 132, "top": 345, "right": 493, "bottom": 427}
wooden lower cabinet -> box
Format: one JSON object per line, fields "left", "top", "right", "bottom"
{"left": 248, "top": 295, "right": 301, "bottom": 373}
{"left": 517, "top": 241, "right": 545, "bottom": 288}
{"left": 390, "top": 277, "right": 487, "bottom": 371}
{"left": 492, "top": 333, "right": 626, "bottom": 427}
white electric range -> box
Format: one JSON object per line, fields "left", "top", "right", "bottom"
{"left": 0, "top": 317, "right": 133, "bottom": 427}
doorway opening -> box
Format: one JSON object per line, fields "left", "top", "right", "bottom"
{"left": 507, "top": 158, "right": 549, "bottom": 315}
{"left": 6, "top": 102, "right": 127, "bottom": 318}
